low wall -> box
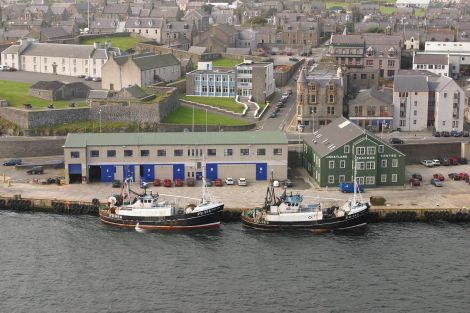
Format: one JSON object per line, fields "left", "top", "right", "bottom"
{"left": 136, "top": 42, "right": 220, "bottom": 64}
{"left": 219, "top": 52, "right": 269, "bottom": 63}
{"left": 0, "top": 136, "right": 65, "bottom": 158}
{"left": 167, "top": 79, "right": 186, "bottom": 93}
{"left": 393, "top": 142, "right": 461, "bottom": 164}
{"left": 157, "top": 123, "right": 256, "bottom": 132}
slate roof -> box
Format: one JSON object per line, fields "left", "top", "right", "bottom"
{"left": 125, "top": 17, "right": 162, "bottom": 29}
{"left": 30, "top": 80, "right": 64, "bottom": 90}
{"left": 112, "top": 53, "right": 180, "bottom": 70}
{"left": 91, "top": 19, "right": 118, "bottom": 29}
{"left": 64, "top": 131, "right": 288, "bottom": 147}
{"left": 330, "top": 34, "right": 364, "bottom": 45}
{"left": 414, "top": 54, "right": 448, "bottom": 65}
{"left": 88, "top": 90, "right": 110, "bottom": 99}
{"left": 39, "top": 26, "right": 70, "bottom": 39}
{"left": 121, "top": 85, "right": 149, "bottom": 99}
{"left": 22, "top": 43, "right": 96, "bottom": 58}
{"left": 393, "top": 75, "right": 429, "bottom": 92}
{"left": 187, "top": 46, "right": 207, "bottom": 55}
{"left": 102, "top": 4, "right": 129, "bottom": 15}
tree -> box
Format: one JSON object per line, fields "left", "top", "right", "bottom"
{"left": 202, "top": 4, "right": 214, "bottom": 14}
{"left": 366, "top": 27, "right": 384, "bottom": 33}
{"left": 245, "top": 16, "right": 268, "bottom": 26}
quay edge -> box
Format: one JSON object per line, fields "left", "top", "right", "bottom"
{"left": 1, "top": 195, "right": 470, "bottom": 223}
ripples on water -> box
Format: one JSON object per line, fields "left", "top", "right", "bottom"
{"left": 1, "top": 212, "right": 470, "bottom": 313}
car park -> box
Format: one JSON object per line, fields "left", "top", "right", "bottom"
{"left": 433, "top": 173, "right": 445, "bottom": 181}
{"left": 174, "top": 179, "right": 184, "bottom": 187}
{"left": 238, "top": 178, "right": 247, "bottom": 186}
{"left": 431, "top": 178, "right": 443, "bottom": 187}
{"left": 225, "top": 178, "right": 234, "bottom": 185}
{"left": 390, "top": 138, "right": 404, "bottom": 144}
{"left": 411, "top": 173, "right": 422, "bottom": 181}
{"left": 26, "top": 166, "right": 43, "bottom": 175}
{"left": 214, "top": 179, "right": 223, "bottom": 187}
{"left": 163, "top": 179, "right": 172, "bottom": 187}
{"left": 458, "top": 157, "right": 468, "bottom": 164}
{"left": 3, "top": 159, "right": 22, "bottom": 166}
{"left": 421, "top": 160, "right": 434, "bottom": 167}
{"left": 153, "top": 179, "right": 161, "bottom": 186}
{"left": 438, "top": 157, "right": 450, "bottom": 166}
{"left": 0, "top": 65, "right": 11, "bottom": 71}
{"left": 451, "top": 130, "right": 461, "bottom": 137}
{"left": 409, "top": 178, "right": 421, "bottom": 186}
{"left": 186, "top": 177, "right": 195, "bottom": 186}
{"left": 77, "top": 75, "right": 86, "bottom": 78}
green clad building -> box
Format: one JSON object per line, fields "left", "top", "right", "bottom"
{"left": 302, "top": 117, "right": 406, "bottom": 187}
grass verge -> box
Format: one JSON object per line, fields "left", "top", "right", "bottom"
{"left": 32, "top": 120, "right": 139, "bottom": 136}
{"left": 212, "top": 58, "right": 241, "bottom": 68}
{"left": 79, "top": 36, "right": 141, "bottom": 51}
{"left": 180, "top": 95, "right": 244, "bottom": 113}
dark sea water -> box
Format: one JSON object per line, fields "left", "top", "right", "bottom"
{"left": 1, "top": 212, "right": 470, "bottom": 313}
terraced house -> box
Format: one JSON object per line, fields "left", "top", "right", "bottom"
{"left": 302, "top": 117, "right": 406, "bottom": 187}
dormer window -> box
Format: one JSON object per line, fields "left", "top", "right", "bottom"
{"left": 134, "top": 20, "right": 140, "bottom": 26}
{"left": 366, "top": 46, "right": 374, "bottom": 57}
{"left": 167, "top": 23, "right": 172, "bottom": 29}
{"left": 148, "top": 20, "right": 153, "bottom": 26}
{"left": 388, "top": 47, "right": 396, "bottom": 57}
{"left": 183, "top": 24, "right": 189, "bottom": 29}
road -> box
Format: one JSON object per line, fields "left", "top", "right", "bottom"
{"left": 0, "top": 71, "right": 102, "bottom": 89}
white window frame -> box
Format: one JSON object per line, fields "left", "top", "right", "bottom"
{"left": 378, "top": 145, "right": 384, "bottom": 153}
{"left": 340, "top": 160, "right": 346, "bottom": 168}
{"left": 344, "top": 145, "right": 350, "bottom": 153}
{"left": 391, "top": 174, "right": 398, "bottom": 182}
{"left": 381, "top": 174, "right": 387, "bottom": 183}
{"left": 328, "top": 175, "right": 334, "bottom": 184}
{"left": 357, "top": 162, "right": 365, "bottom": 170}
{"left": 339, "top": 175, "right": 345, "bottom": 183}
{"left": 356, "top": 147, "right": 365, "bottom": 155}
{"left": 366, "top": 176, "right": 375, "bottom": 185}
{"left": 366, "top": 161, "right": 375, "bottom": 170}
{"left": 392, "top": 159, "right": 398, "bottom": 168}
{"left": 367, "top": 147, "right": 376, "bottom": 155}
{"left": 329, "top": 160, "right": 335, "bottom": 169}
{"left": 381, "top": 159, "right": 387, "bottom": 168}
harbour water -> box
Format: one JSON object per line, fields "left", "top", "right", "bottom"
{"left": 1, "top": 211, "right": 470, "bottom": 313}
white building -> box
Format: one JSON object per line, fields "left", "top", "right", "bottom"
{"left": 396, "top": 0, "right": 430, "bottom": 8}
{"left": 413, "top": 54, "right": 450, "bottom": 76}
{"left": 418, "top": 41, "right": 470, "bottom": 78}
{"left": 235, "top": 60, "right": 275, "bottom": 103}
{"left": 124, "top": 17, "right": 162, "bottom": 41}
{"left": 1, "top": 39, "right": 117, "bottom": 78}
{"left": 393, "top": 72, "right": 464, "bottom": 132}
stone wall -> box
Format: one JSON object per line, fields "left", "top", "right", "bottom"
{"left": 393, "top": 142, "right": 461, "bottom": 164}
{"left": 166, "top": 79, "right": 186, "bottom": 93}
{"left": 0, "top": 136, "right": 65, "bottom": 158}
{"left": 274, "top": 60, "right": 304, "bottom": 87}
{"left": 157, "top": 123, "right": 256, "bottom": 132}
{"left": 135, "top": 42, "right": 220, "bottom": 64}
{"left": 27, "top": 89, "right": 55, "bottom": 101}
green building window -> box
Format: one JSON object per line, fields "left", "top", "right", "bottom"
{"left": 378, "top": 145, "right": 384, "bottom": 153}
{"left": 381, "top": 160, "right": 387, "bottom": 168}
{"left": 391, "top": 174, "right": 398, "bottom": 182}
{"left": 366, "top": 177, "right": 375, "bottom": 185}
{"left": 357, "top": 162, "right": 365, "bottom": 170}
{"left": 366, "top": 161, "right": 375, "bottom": 170}
{"left": 392, "top": 159, "right": 398, "bottom": 167}
{"left": 367, "top": 147, "right": 376, "bottom": 155}
{"left": 340, "top": 160, "right": 346, "bottom": 168}
{"left": 329, "top": 160, "right": 335, "bottom": 169}
{"left": 328, "top": 175, "right": 334, "bottom": 184}
{"left": 344, "top": 145, "right": 350, "bottom": 153}
{"left": 356, "top": 147, "right": 365, "bottom": 155}
{"left": 339, "top": 175, "right": 345, "bottom": 182}
{"left": 381, "top": 174, "right": 387, "bottom": 182}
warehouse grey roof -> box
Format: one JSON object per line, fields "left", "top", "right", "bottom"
{"left": 112, "top": 53, "right": 180, "bottom": 70}
{"left": 22, "top": 42, "right": 96, "bottom": 58}
{"left": 414, "top": 54, "right": 448, "bottom": 65}
{"left": 30, "top": 80, "right": 64, "bottom": 90}
{"left": 64, "top": 131, "right": 288, "bottom": 148}
{"left": 393, "top": 75, "right": 429, "bottom": 92}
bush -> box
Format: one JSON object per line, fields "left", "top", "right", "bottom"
{"left": 370, "top": 196, "right": 386, "bottom": 206}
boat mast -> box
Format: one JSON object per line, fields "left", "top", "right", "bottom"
{"left": 202, "top": 154, "right": 206, "bottom": 203}
{"left": 353, "top": 156, "right": 357, "bottom": 204}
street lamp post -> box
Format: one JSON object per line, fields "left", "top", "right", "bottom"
{"left": 99, "top": 108, "right": 102, "bottom": 133}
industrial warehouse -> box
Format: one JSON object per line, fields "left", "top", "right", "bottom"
{"left": 63, "top": 131, "right": 288, "bottom": 184}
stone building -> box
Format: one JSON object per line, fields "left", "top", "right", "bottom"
{"left": 348, "top": 88, "right": 393, "bottom": 132}
{"left": 296, "top": 64, "right": 344, "bottom": 130}
{"left": 101, "top": 53, "right": 181, "bottom": 91}
{"left": 302, "top": 117, "right": 406, "bottom": 187}
{"left": 28, "top": 80, "right": 90, "bottom": 101}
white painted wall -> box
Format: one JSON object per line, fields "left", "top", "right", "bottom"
{"left": 392, "top": 91, "right": 429, "bottom": 131}
{"left": 434, "top": 81, "right": 464, "bottom": 132}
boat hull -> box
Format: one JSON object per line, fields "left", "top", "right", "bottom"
{"left": 99, "top": 204, "right": 224, "bottom": 230}
{"left": 241, "top": 207, "right": 369, "bottom": 231}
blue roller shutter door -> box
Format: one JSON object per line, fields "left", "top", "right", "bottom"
{"left": 142, "top": 165, "right": 155, "bottom": 182}
{"left": 173, "top": 164, "right": 185, "bottom": 180}
{"left": 101, "top": 165, "right": 115, "bottom": 182}
{"left": 206, "top": 163, "right": 218, "bottom": 180}
{"left": 256, "top": 163, "right": 267, "bottom": 180}
{"left": 68, "top": 164, "right": 82, "bottom": 174}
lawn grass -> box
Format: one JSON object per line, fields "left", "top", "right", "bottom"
{"left": 325, "top": 1, "right": 359, "bottom": 10}
{"left": 163, "top": 106, "right": 249, "bottom": 126}
{"left": 415, "top": 8, "right": 425, "bottom": 17}
{"left": 79, "top": 36, "right": 141, "bottom": 51}
{"left": 380, "top": 6, "right": 396, "bottom": 15}
{"left": 0, "top": 80, "right": 86, "bottom": 109}
{"left": 258, "top": 102, "right": 267, "bottom": 114}
{"left": 33, "top": 120, "right": 139, "bottom": 135}
{"left": 212, "top": 58, "right": 241, "bottom": 68}
{"left": 180, "top": 95, "right": 244, "bottom": 113}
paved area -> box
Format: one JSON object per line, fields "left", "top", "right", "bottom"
{"left": 3, "top": 156, "right": 470, "bottom": 210}
{"left": 0, "top": 71, "right": 102, "bottom": 89}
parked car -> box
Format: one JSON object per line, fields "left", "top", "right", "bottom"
{"left": 463, "top": 131, "right": 469, "bottom": 137}
{"left": 431, "top": 178, "right": 444, "bottom": 187}
{"left": 153, "top": 179, "right": 161, "bottom": 186}
{"left": 287, "top": 88, "right": 293, "bottom": 95}
{"left": 163, "top": 179, "right": 172, "bottom": 187}
{"left": 238, "top": 178, "right": 247, "bottom": 186}
{"left": 409, "top": 178, "right": 421, "bottom": 186}
{"left": 186, "top": 177, "right": 195, "bottom": 187}
{"left": 272, "top": 180, "right": 280, "bottom": 187}
{"left": 225, "top": 178, "right": 234, "bottom": 185}
{"left": 77, "top": 75, "right": 86, "bottom": 78}
{"left": 214, "top": 178, "right": 223, "bottom": 187}
{"left": 458, "top": 157, "right": 468, "bottom": 164}
{"left": 433, "top": 131, "right": 441, "bottom": 137}
{"left": 438, "top": 157, "right": 450, "bottom": 166}
{"left": 269, "top": 112, "right": 277, "bottom": 118}
{"left": 283, "top": 179, "right": 293, "bottom": 187}
{"left": 339, "top": 182, "right": 365, "bottom": 193}
{"left": 459, "top": 172, "right": 469, "bottom": 181}
{"left": 451, "top": 130, "right": 461, "bottom": 137}
{"left": 449, "top": 156, "right": 458, "bottom": 165}
{"left": 390, "top": 138, "right": 404, "bottom": 144}
{"left": 204, "top": 179, "right": 213, "bottom": 187}
{"left": 6, "top": 67, "right": 17, "bottom": 72}
{"left": 432, "top": 159, "right": 441, "bottom": 166}
{"left": 174, "top": 179, "right": 184, "bottom": 187}
{"left": 448, "top": 173, "right": 461, "bottom": 181}
{"left": 92, "top": 77, "right": 101, "bottom": 82}
{"left": 0, "top": 65, "right": 11, "bottom": 71}
{"left": 433, "top": 173, "right": 445, "bottom": 181}
{"left": 282, "top": 92, "right": 289, "bottom": 98}
{"left": 421, "top": 160, "right": 434, "bottom": 167}
{"left": 84, "top": 76, "right": 93, "bottom": 81}
{"left": 3, "top": 159, "right": 22, "bottom": 166}
{"left": 411, "top": 173, "right": 422, "bottom": 181}
{"left": 442, "top": 131, "right": 450, "bottom": 137}
{"left": 26, "top": 166, "right": 43, "bottom": 175}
